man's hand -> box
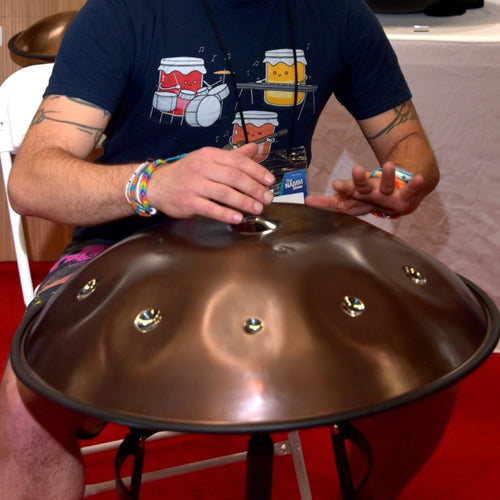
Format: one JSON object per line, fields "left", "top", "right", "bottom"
{"left": 305, "top": 162, "right": 426, "bottom": 218}
{"left": 148, "top": 143, "right": 276, "bottom": 224}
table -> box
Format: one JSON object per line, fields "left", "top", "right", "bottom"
{"left": 309, "top": 1, "right": 500, "bottom": 351}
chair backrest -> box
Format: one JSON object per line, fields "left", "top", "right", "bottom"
{"left": 0, "top": 63, "right": 54, "bottom": 306}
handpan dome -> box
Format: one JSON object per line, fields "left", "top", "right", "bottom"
{"left": 11, "top": 204, "right": 499, "bottom": 433}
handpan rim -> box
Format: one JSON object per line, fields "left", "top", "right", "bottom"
{"left": 10, "top": 205, "right": 500, "bottom": 433}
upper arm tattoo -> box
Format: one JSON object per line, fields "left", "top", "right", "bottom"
{"left": 66, "top": 97, "right": 111, "bottom": 120}
{"left": 367, "top": 101, "right": 417, "bottom": 141}
{"left": 31, "top": 96, "right": 110, "bottom": 147}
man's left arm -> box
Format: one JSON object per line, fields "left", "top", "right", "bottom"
{"left": 305, "top": 99, "right": 439, "bottom": 218}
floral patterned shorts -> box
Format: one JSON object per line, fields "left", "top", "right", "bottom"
{"left": 26, "top": 238, "right": 114, "bottom": 438}
{"left": 28, "top": 239, "right": 113, "bottom": 310}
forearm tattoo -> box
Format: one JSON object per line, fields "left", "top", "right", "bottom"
{"left": 367, "top": 101, "right": 417, "bottom": 141}
{"left": 31, "top": 96, "right": 109, "bottom": 147}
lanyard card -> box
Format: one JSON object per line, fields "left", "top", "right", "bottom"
{"left": 260, "top": 146, "right": 308, "bottom": 204}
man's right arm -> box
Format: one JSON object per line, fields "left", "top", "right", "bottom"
{"left": 8, "top": 94, "right": 137, "bottom": 225}
{"left": 8, "top": 95, "right": 275, "bottom": 226}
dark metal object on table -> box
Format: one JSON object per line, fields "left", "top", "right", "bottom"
{"left": 11, "top": 204, "right": 499, "bottom": 498}
{"left": 8, "top": 11, "right": 77, "bottom": 63}
{"left": 365, "top": 0, "right": 483, "bottom": 16}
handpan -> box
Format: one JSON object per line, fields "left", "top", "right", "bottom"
{"left": 11, "top": 204, "right": 499, "bottom": 433}
{"left": 8, "top": 11, "right": 77, "bottom": 62}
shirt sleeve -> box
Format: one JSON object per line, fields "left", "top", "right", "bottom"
{"left": 44, "top": 0, "right": 134, "bottom": 115}
{"left": 334, "top": 0, "right": 411, "bottom": 120}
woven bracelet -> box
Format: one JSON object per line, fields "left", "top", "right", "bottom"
{"left": 366, "top": 166, "right": 414, "bottom": 219}
{"left": 126, "top": 159, "right": 165, "bottom": 217}
{"left": 125, "top": 154, "right": 187, "bottom": 217}
{"left": 365, "top": 166, "right": 414, "bottom": 189}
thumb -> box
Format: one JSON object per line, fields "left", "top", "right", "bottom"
{"left": 232, "top": 142, "right": 259, "bottom": 158}
{"left": 332, "top": 179, "right": 355, "bottom": 196}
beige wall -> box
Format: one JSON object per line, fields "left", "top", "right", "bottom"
{"left": 1, "top": 0, "right": 86, "bottom": 261}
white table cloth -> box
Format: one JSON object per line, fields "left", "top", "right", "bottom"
{"left": 309, "top": 1, "right": 500, "bottom": 348}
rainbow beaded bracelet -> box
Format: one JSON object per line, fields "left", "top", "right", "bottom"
{"left": 365, "top": 166, "right": 414, "bottom": 189}
{"left": 365, "top": 166, "right": 414, "bottom": 219}
{"left": 125, "top": 159, "right": 164, "bottom": 217}
{"left": 125, "top": 154, "right": 186, "bottom": 217}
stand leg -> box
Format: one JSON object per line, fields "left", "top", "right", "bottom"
{"left": 329, "top": 423, "right": 373, "bottom": 500}
{"left": 330, "top": 424, "right": 355, "bottom": 499}
{"left": 245, "top": 433, "right": 274, "bottom": 500}
{"left": 115, "top": 429, "right": 150, "bottom": 499}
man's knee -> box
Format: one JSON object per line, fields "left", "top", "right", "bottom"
{"left": 0, "top": 360, "right": 82, "bottom": 453}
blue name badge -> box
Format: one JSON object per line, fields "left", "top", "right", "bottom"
{"left": 261, "top": 146, "right": 309, "bottom": 204}
{"left": 275, "top": 169, "right": 308, "bottom": 204}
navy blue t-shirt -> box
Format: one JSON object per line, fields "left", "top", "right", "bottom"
{"left": 46, "top": 0, "right": 410, "bottom": 241}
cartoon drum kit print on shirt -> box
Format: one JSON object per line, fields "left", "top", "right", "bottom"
{"left": 151, "top": 57, "right": 229, "bottom": 127}
{"left": 150, "top": 50, "right": 317, "bottom": 161}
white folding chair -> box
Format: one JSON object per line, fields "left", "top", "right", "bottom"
{"left": 0, "top": 64, "right": 50, "bottom": 305}
{"left": 0, "top": 64, "right": 312, "bottom": 498}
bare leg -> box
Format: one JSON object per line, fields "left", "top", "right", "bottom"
{"left": 0, "top": 360, "right": 85, "bottom": 499}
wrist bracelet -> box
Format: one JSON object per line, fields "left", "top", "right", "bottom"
{"left": 125, "top": 154, "right": 186, "bottom": 217}
{"left": 366, "top": 166, "right": 414, "bottom": 219}
{"left": 126, "top": 159, "right": 164, "bottom": 217}
{"left": 365, "top": 166, "right": 414, "bottom": 189}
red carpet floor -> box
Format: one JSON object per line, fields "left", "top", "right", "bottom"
{"left": 1, "top": 261, "right": 499, "bottom": 499}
